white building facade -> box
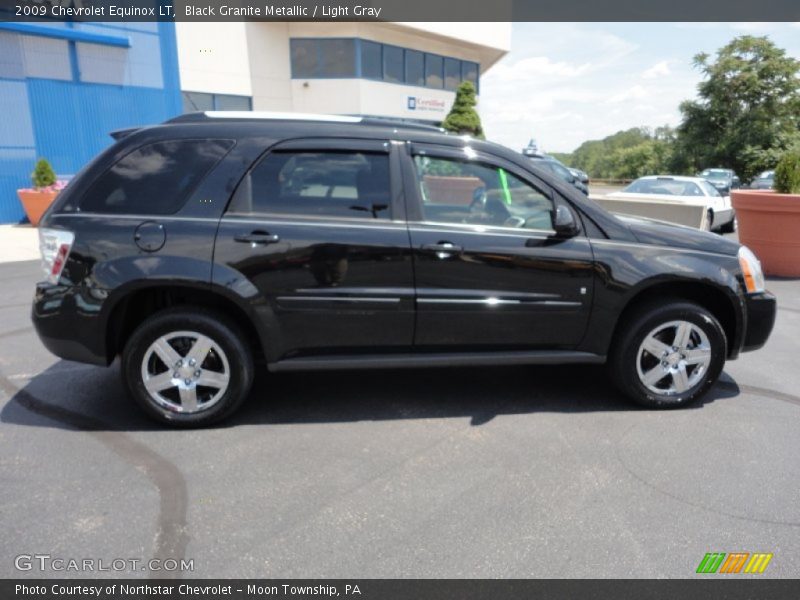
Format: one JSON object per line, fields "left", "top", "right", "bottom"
{"left": 175, "top": 22, "right": 510, "bottom": 123}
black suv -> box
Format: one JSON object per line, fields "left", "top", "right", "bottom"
{"left": 32, "top": 113, "right": 776, "bottom": 426}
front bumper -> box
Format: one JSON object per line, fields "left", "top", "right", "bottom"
{"left": 31, "top": 283, "right": 109, "bottom": 366}
{"left": 741, "top": 291, "right": 777, "bottom": 353}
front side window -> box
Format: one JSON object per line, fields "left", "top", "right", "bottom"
{"left": 413, "top": 155, "right": 554, "bottom": 231}
{"left": 80, "top": 140, "right": 233, "bottom": 214}
{"left": 232, "top": 151, "right": 391, "bottom": 220}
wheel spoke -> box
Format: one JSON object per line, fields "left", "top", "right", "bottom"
{"left": 179, "top": 386, "right": 198, "bottom": 412}
{"left": 642, "top": 365, "right": 668, "bottom": 386}
{"left": 196, "top": 370, "right": 228, "bottom": 390}
{"left": 186, "top": 334, "right": 214, "bottom": 366}
{"left": 144, "top": 371, "right": 175, "bottom": 393}
{"left": 642, "top": 336, "right": 670, "bottom": 358}
{"left": 152, "top": 337, "right": 182, "bottom": 367}
{"left": 673, "top": 322, "right": 692, "bottom": 350}
{"left": 672, "top": 365, "right": 690, "bottom": 393}
{"left": 683, "top": 347, "right": 711, "bottom": 366}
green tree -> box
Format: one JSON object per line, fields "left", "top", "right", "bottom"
{"left": 442, "top": 81, "right": 484, "bottom": 139}
{"left": 31, "top": 158, "right": 56, "bottom": 189}
{"left": 673, "top": 36, "right": 800, "bottom": 182}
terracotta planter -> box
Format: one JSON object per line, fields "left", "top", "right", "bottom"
{"left": 16, "top": 189, "right": 59, "bottom": 226}
{"left": 732, "top": 189, "right": 800, "bottom": 277}
{"left": 422, "top": 176, "right": 484, "bottom": 205}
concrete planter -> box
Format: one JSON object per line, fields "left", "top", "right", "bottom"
{"left": 16, "top": 189, "right": 59, "bottom": 226}
{"left": 422, "top": 176, "right": 484, "bottom": 205}
{"left": 732, "top": 189, "right": 800, "bottom": 277}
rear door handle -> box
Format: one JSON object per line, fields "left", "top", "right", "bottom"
{"left": 234, "top": 231, "right": 280, "bottom": 245}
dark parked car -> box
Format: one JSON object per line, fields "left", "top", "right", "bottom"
{"left": 750, "top": 170, "right": 775, "bottom": 190}
{"left": 33, "top": 113, "right": 776, "bottom": 426}
{"left": 522, "top": 149, "right": 589, "bottom": 195}
{"left": 699, "top": 168, "right": 741, "bottom": 194}
{"left": 569, "top": 167, "right": 589, "bottom": 185}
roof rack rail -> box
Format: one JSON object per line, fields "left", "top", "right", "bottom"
{"left": 166, "top": 111, "right": 445, "bottom": 132}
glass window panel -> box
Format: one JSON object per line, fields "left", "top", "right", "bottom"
{"left": 182, "top": 91, "right": 213, "bottom": 113}
{"left": 383, "top": 45, "right": 403, "bottom": 84}
{"left": 319, "top": 39, "right": 356, "bottom": 77}
{"left": 290, "top": 39, "right": 318, "bottom": 78}
{"left": 360, "top": 40, "right": 382, "bottom": 79}
{"left": 462, "top": 61, "right": 479, "bottom": 90}
{"left": 444, "top": 57, "right": 460, "bottom": 91}
{"left": 405, "top": 50, "right": 424, "bottom": 86}
{"left": 215, "top": 94, "right": 251, "bottom": 111}
{"left": 425, "top": 53, "right": 443, "bottom": 88}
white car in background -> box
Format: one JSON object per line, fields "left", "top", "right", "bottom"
{"left": 606, "top": 175, "right": 736, "bottom": 233}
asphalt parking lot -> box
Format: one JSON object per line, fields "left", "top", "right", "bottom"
{"left": 1, "top": 246, "right": 799, "bottom": 579}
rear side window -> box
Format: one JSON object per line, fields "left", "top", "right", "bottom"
{"left": 80, "top": 139, "right": 233, "bottom": 214}
{"left": 231, "top": 151, "right": 391, "bottom": 219}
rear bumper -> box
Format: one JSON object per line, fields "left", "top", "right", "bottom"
{"left": 31, "top": 283, "right": 109, "bottom": 366}
{"left": 741, "top": 291, "right": 777, "bottom": 353}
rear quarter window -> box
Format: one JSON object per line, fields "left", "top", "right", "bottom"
{"left": 79, "top": 139, "right": 234, "bottom": 214}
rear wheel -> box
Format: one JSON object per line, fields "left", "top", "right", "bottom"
{"left": 609, "top": 300, "right": 726, "bottom": 408}
{"left": 121, "top": 307, "right": 254, "bottom": 426}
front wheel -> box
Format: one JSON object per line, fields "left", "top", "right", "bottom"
{"left": 121, "top": 307, "right": 254, "bottom": 426}
{"left": 609, "top": 301, "right": 727, "bottom": 409}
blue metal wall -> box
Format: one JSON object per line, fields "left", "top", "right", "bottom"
{"left": 0, "top": 22, "right": 181, "bottom": 224}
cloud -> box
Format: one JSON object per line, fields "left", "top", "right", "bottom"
{"left": 606, "top": 85, "right": 649, "bottom": 104}
{"left": 488, "top": 56, "right": 590, "bottom": 80}
{"left": 642, "top": 61, "right": 671, "bottom": 79}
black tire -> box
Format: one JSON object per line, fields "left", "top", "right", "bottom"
{"left": 720, "top": 213, "right": 736, "bottom": 234}
{"left": 609, "top": 300, "right": 727, "bottom": 409}
{"left": 706, "top": 209, "right": 714, "bottom": 231}
{"left": 121, "top": 307, "right": 254, "bottom": 427}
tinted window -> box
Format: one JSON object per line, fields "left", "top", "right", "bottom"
{"left": 182, "top": 91, "right": 213, "bottom": 112}
{"left": 444, "top": 57, "right": 460, "bottom": 91}
{"left": 290, "top": 39, "right": 317, "bottom": 78}
{"left": 320, "top": 39, "right": 356, "bottom": 77}
{"left": 425, "top": 53, "right": 443, "bottom": 88}
{"left": 234, "top": 151, "right": 391, "bottom": 219}
{"left": 360, "top": 40, "right": 382, "bottom": 79}
{"left": 81, "top": 140, "right": 233, "bottom": 214}
{"left": 383, "top": 46, "right": 403, "bottom": 83}
{"left": 215, "top": 94, "right": 251, "bottom": 111}
{"left": 405, "top": 50, "right": 424, "bottom": 86}
{"left": 462, "top": 61, "right": 479, "bottom": 90}
{"left": 413, "top": 155, "right": 554, "bottom": 231}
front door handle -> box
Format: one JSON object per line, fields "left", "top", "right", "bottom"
{"left": 234, "top": 231, "right": 280, "bottom": 245}
{"left": 421, "top": 241, "right": 463, "bottom": 258}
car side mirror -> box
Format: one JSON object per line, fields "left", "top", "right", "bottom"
{"left": 553, "top": 205, "right": 579, "bottom": 238}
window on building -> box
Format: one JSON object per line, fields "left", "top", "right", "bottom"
{"left": 360, "top": 40, "right": 382, "bottom": 79}
{"left": 232, "top": 151, "right": 391, "bottom": 219}
{"left": 182, "top": 92, "right": 251, "bottom": 113}
{"left": 290, "top": 38, "right": 317, "bottom": 78}
{"left": 462, "top": 61, "right": 479, "bottom": 90}
{"left": 320, "top": 39, "right": 356, "bottom": 77}
{"left": 80, "top": 140, "right": 233, "bottom": 214}
{"left": 288, "top": 38, "right": 481, "bottom": 93}
{"left": 444, "top": 58, "right": 460, "bottom": 91}
{"left": 425, "top": 53, "right": 443, "bottom": 89}
{"left": 405, "top": 50, "right": 424, "bottom": 87}
{"left": 383, "top": 45, "right": 403, "bottom": 84}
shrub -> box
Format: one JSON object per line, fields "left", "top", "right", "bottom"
{"left": 31, "top": 158, "right": 56, "bottom": 190}
{"left": 442, "top": 81, "right": 484, "bottom": 139}
{"left": 774, "top": 151, "right": 800, "bottom": 194}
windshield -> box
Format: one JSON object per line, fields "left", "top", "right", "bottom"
{"left": 758, "top": 171, "right": 775, "bottom": 179}
{"left": 700, "top": 169, "right": 729, "bottom": 180}
{"left": 698, "top": 180, "right": 722, "bottom": 197}
{"left": 623, "top": 178, "right": 704, "bottom": 196}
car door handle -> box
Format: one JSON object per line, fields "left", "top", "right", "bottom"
{"left": 234, "top": 231, "right": 280, "bottom": 245}
{"left": 421, "top": 242, "right": 463, "bottom": 257}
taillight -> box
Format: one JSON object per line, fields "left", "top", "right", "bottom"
{"left": 39, "top": 228, "right": 75, "bottom": 284}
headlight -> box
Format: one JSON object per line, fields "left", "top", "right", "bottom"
{"left": 738, "top": 246, "right": 765, "bottom": 293}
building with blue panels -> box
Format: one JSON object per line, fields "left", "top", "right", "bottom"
{"left": 0, "top": 22, "right": 181, "bottom": 223}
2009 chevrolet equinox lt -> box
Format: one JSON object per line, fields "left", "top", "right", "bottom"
{"left": 31, "top": 112, "right": 777, "bottom": 426}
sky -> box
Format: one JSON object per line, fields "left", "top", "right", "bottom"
{"left": 479, "top": 22, "right": 800, "bottom": 154}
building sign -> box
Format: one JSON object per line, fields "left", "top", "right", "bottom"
{"left": 406, "top": 95, "right": 447, "bottom": 115}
